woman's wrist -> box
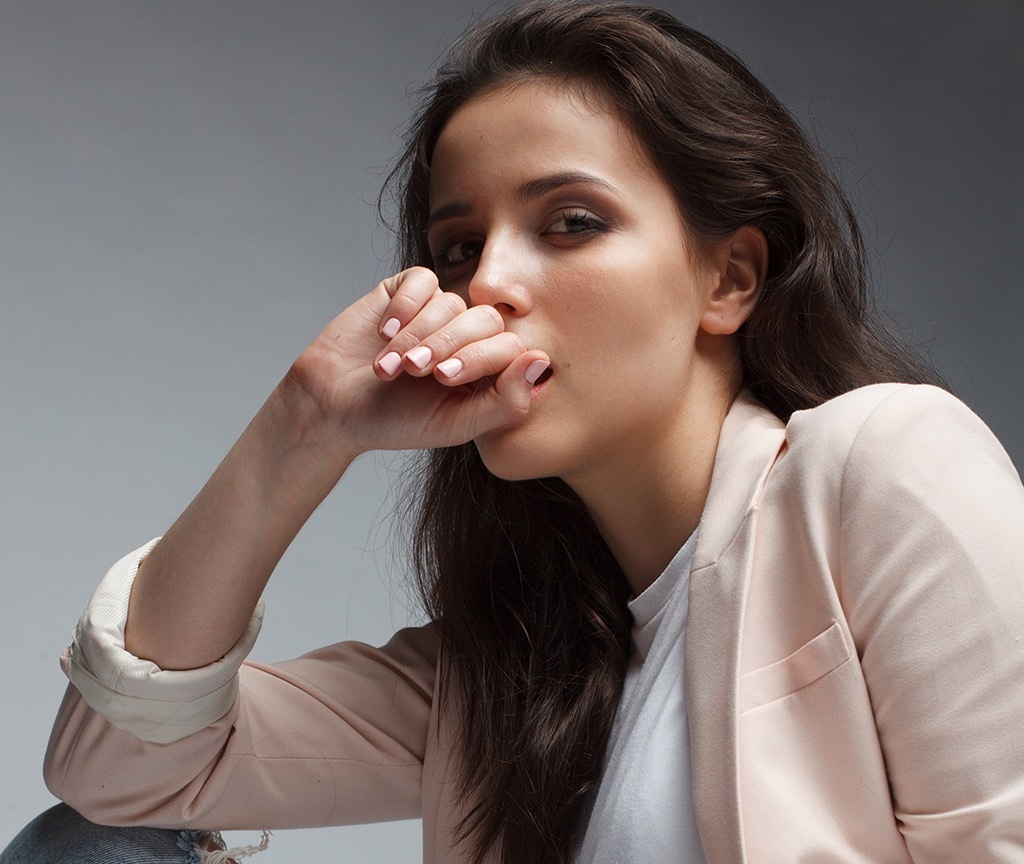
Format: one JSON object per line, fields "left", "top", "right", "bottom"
{"left": 276, "top": 343, "right": 372, "bottom": 468}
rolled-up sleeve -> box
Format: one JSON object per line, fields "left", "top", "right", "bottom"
{"left": 45, "top": 544, "right": 437, "bottom": 831}
{"left": 61, "top": 539, "right": 265, "bottom": 744}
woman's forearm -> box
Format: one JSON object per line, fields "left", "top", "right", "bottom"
{"left": 123, "top": 376, "right": 358, "bottom": 670}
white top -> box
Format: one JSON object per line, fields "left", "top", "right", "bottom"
{"left": 576, "top": 530, "right": 707, "bottom": 863}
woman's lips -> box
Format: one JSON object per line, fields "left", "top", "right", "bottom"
{"left": 530, "top": 365, "right": 553, "bottom": 398}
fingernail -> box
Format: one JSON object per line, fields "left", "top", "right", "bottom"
{"left": 381, "top": 317, "right": 401, "bottom": 339}
{"left": 406, "top": 345, "right": 432, "bottom": 369}
{"left": 436, "top": 357, "right": 463, "bottom": 379}
{"left": 378, "top": 351, "right": 402, "bottom": 376}
{"left": 524, "top": 360, "right": 549, "bottom": 385}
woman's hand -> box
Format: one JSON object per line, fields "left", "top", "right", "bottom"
{"left": 124, "top": 266, "right": 548, "bottom": 670}
{"left": 284, "top": 266, "right": 550, "bottom": 458}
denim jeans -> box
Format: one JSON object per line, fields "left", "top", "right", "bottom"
{"left": 0, "top": 804, "right": 221, "bottom": 864}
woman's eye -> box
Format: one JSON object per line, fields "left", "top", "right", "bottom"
{"left": 433, "top": 238, "right": 483, "bottom": 271}
{"left": 544, "top": 210, "right": 607, "bottom": 236}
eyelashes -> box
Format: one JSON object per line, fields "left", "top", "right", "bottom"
{"left": 430, "top": 209, "right": 611, "bottom": 275}
{"left": 542, "top": 209, "right": 608, "bottom": 237}
{"left": 432, "top": 237, "right": 483, "bottom": 272}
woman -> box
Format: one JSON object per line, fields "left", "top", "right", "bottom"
{"left": 4, "top": 2, "right": 1022, "bottom": 862}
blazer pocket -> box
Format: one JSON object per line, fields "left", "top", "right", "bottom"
{"left": 739, "top": 620, "right": 852, "bottom": 713}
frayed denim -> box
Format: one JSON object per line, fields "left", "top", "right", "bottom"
{"left": 0, "top": 804, "right": 224, "bottom": 864}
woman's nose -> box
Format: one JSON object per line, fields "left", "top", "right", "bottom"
{"left": 466, "top": 238, "right": 533, "bottom": 317}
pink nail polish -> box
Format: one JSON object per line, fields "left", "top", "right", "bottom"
{"left": 406, "top": 345, "right": 432, "bottom": 369}
{"left": 525, "top": 360, "right": 549, "bottom": 385}
{"left": 437, "top": 357, "right": 463, "bottom": 378}
{"left": 378, "top": 351, "right": 402, "bottom": 376}
{"left": 381, "top": 317, "right": 401, "bottom": 339}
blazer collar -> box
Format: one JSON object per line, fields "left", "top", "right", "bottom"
{"left": 692, "top": 390, "right": 787, "bottom": 571}
{"left": 686, "top": 390, "right": 787, "bottom": 864}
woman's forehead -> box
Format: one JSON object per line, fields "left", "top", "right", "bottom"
{"left": 428, "top": 78, "right": 655, "bottom": 202}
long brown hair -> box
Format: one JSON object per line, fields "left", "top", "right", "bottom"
{"left": 384, "top": 3, "right": 941, "bottom": 861}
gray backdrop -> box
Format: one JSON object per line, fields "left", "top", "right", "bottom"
{"left": 2, "top": 0, "right": 1021, "bottom": 859}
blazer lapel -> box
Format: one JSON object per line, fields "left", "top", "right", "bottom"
{"left": 686, "top": 392, "right": 786, "bottom": 864}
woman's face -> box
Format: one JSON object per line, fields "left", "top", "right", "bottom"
{"left": 427, "top": 78, "right": 726, "bottom": 486}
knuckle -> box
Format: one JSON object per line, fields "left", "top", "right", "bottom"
{"left": 438, "top": 292, "right": 467, "bottom": 317}
{"left": 455, "top": 341, "right": 485, "bottom": 367}
{"left": 386, "top": 294, "right": 420, "bottom": 322}
{"left": 501, "top": 394, "right": 531, "bottom": 422}
{"left": 431, "top": 328, "right": 461, "bottom": 355}
{"left": 385, "top": 267, "right": 438, "bottom": 304}
{"left": 475, "top": 304, "right": 504, "bottom": 331}
{"left": 400, "top": 265, "right": 437, "bottom": 287}
{"left": 499, "top": 331, "right": 526, "bottom": 353}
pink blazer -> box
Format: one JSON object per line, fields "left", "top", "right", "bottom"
{"left": 44, "top": 384, "right": 1024, "bottom": 862}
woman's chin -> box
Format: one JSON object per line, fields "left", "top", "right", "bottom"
{"left": 474, "top": 428, "right": 562, "bottom": 482}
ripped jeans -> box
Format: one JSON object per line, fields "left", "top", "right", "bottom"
{"left": 0, "top": 804, "right": 229, "bottom": 864}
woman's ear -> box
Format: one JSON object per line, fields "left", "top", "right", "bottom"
{"left": 699, "top": 226, "right": 767, "bottom": 335}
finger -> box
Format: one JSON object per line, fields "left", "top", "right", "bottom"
{"left": 374, "top": 291, "right": 468, "bottom": 379}
{"left": 474, "top": 350, "right": 552, "bottom": 429}
{"left": 431, "top": 330, "right": 526, "bottom": 384}
{"left": 374, "top": 267, "right": 442, "bottom": 341}
{"left": 402, "top": 304, "right": 507, "bottom": 378}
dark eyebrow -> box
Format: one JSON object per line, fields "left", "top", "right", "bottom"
{"left": 426, "top": 172, "right": 616, "bottom": 231}
{"left": 515, "top": 171, "right": 617, "bottom": 203}
{"left": 425, "top": 200, "right": 472, "bottom": 231}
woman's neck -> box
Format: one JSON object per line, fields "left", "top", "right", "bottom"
{"left": 567, "top": 374, "right": 737, "bottom": 596}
